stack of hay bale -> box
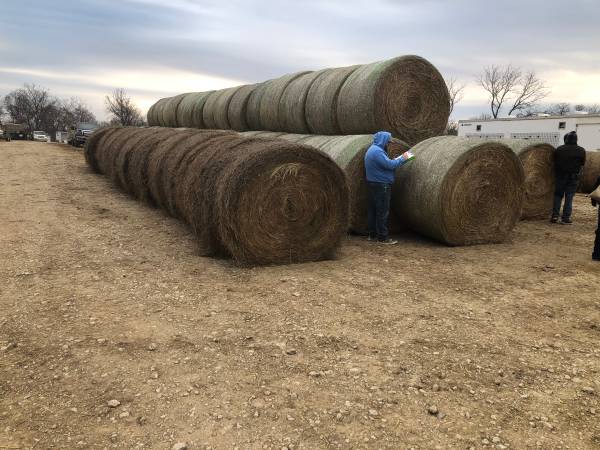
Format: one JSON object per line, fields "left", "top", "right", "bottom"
{"left": 85, "top": 127, "right": 349, "bottom": 265}
{"left": 87, "top": 54, "right": 557, "bottom": 258}
{"left": 148, "top": 55, "right": 451, "bottom": 146}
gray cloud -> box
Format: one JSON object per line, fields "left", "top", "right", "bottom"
{"left": 1, "top": 0, "right": 599, "bottom": 120}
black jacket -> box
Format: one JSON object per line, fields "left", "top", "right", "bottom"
{"left": 554, "top": 144, "right": 586, "bottom": 175}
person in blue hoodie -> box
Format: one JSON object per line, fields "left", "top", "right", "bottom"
{"left": 364, "top": 131, "right": 412, "bottom": 244}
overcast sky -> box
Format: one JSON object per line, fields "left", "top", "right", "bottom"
{"left": 1, "top": 0, "right": 599, "bottom": 122}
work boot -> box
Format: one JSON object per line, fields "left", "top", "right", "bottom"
{"left": 550, "top": 216, "right": 559, "bottom": 223}
{"left": 379, "top": 239, "right": 398, "bottom": 245}
{"left": 560, "top": 217, "right": 573, "bottom": 225}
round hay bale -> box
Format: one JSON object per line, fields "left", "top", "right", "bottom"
{"left": 305, "top": 66, "right": 359, "bottom": 135}
{"left": 259, "top": 71, "right": 311, "bottom": 131}
{"left": 246, "top": 82, "right": 270, "bottom": 131}
{"left": 337, "top": 55, "right": 450, "bottom": 145}
{"left": 176, "top": 92, "right": 214, "bottom": 128}
{"left": 86, "top": 128, "right": 349, "bottom": 265}
{"left": 212, "top": 87, "right": 242, "bottom": 130}
{"left": 115, "top": 127, "right": 167, "bottom": 194}
{"left": 146, "top": 130, "right": 199, "bottom": 209}
{"left": 215, "top": 138, "right": 349, "bottom": 265}
{"left": 177, "top": 134, "right": 253, "bottom": 255}
{"left": 108, "top": 127, "right": 152, "bottom": 189}
{"left": 153, "top": 98, "right": 171, "bottom": 127}
{"left": 127, "top": 128, "right": 179, "bottom": 204}
{"left": 502, "top": 139, "right": 555, "bottom": 220}
{"left": 278, "top": 70, "right": 328, "bottom": 134}
{"left": 201, "top": 91, "right": 224, "bottom": 130}
{"left": 317, "top": 135, "right": 407, "bottom": 233}
{"left": 162, "top": 130, "right": 234, "bottom": 218}
{"left": 84, "top": 127, "right": 118, "bottom": 173}
{"left": 394, "top": 136, "right": 525, "bottom": 245}
{"left": 580, "top": 151, "right": 600, "bottom": 193}
{"left": 162, "top": 94, "right": 187, "bottom": 127}
{"left": 96, "top": 127, "right": 130, "bottom": 178}
{"left": 227, "top": 84, "right": 258, "bottom": 131}
{"left": 146, "top": 103, "right": 158, "bottom": 126}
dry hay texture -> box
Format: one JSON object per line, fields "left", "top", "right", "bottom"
{"left": 84, "top": 127, "right": 349, "bottom": 265}
{"left": 394, "top": 136, "right": 525, "bottom": 246}
{"left": 147, "top": 55, "right": 450, "bottom": 144}
{"left": 240, "top": 132, "right": 409, "bottom": 234}
{"left": 501, "top": 139, "right": 555, "bottom": 219}
{"left": 580, "top": 151, "right": 600, "bottom": 193}
{"left": 227, "top": 84, "right": 259, "bottom": 131}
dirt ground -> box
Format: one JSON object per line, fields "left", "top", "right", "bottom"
{"left": 1, "top": 141, "right": 599, "bottom": 450}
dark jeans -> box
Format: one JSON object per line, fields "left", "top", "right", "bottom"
{"left": 367, "top": 182, "right": 392, "bottom": 241}
{"left": 594, "top": 207, "right": 600, "bottom": 259}
{"left": 552, "top": 173, "right": 579, "bottom": 220}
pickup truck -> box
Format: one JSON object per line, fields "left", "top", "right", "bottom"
{"left": 69, "top": 122, "right": 98, "bottom": 147}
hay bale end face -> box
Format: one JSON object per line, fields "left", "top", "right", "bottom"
{"left": 337, "top": 55, "right": 450, "bottom": 145}
{"left": 501, "top": 139, "right": 555, "bottom": 219}
{"left": 394, "top": 136, "right": 524, "bottom": 245}
{"left": 580, "top": 151, "right": 600, "bottom": 193}
{"left": 84, "top": 127, "right": 349, "bottom": 265}
{"left": 215, "top": 138, "right": 349, "bottom": 265}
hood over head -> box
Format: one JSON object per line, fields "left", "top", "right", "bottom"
{"left": 564, "top": 131, "right": 578, "bottom": 145}
{"left": 373, "top": 131, "right": 392, "bottom": 149}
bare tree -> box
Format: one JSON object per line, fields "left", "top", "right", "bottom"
{"left": 445, "top": 77, "right": 466, "bottom": 115}
{"left": 105, "top": 88, "right": 144, "bottom": 126}
{"left": 471, "top": 113, "right": 493, "bottom": 120}
{"left": 59, "top": 98, "right": 96, "bottom": 126}
{"left": 477, "top": 65, "right": 549, "bottom": 118}
{"left": 3, "top": 84, "right": 57, "bottom": 131}
{"left": 575, "top": 103, "right": 600, "bottom": 114}
{"left": 506, "top": 71, "right": 550, "bottom": 116}
{"left": 446, "top": 120, "right": 459, "bottom": 136}
{"left": 546, "top": 102, "right": 571, "bottom": 116}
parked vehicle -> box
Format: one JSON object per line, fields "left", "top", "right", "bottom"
{"left": 68, "top": 122, "right": 98, "bottom": 147}
{"left": 33, "top": 131, "right": 49, "bottom": 142}
{"left": 0, "top": 123, "right": 26, "bottom": 141}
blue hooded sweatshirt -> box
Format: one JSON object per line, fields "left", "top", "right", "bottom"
{"left": 364, "top": 131, "right": 405, "bottom": 184}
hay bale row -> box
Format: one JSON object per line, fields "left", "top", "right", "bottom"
{"left": 84, "top": 127, "right": 349, "bottom": 265}
{"left": 579, "top": 150, "right": 600, "bottom": 193}
{"left": 497, "top": 139, "right": 555, "bottom": 220}
{"left": 147, "top": 55, "right": 450, "bottom": 144}
{"left": 241, "top": 131, "right": 409, "bottom": 233}
{"left": 394, "top": 136, "right": 525, "bottom": 245}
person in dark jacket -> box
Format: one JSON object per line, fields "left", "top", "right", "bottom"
{"left": 551, "top": 131, "right": 586, "bottom": 224}
{"left": 591, "top": 176, "right": 600, "bottom": 261}
{"left": 364, "top": 131, "right": 413, "bottom": 244}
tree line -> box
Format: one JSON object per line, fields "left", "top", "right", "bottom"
{"left": 0, "top": 84, "right": 145, "bottom": 139}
